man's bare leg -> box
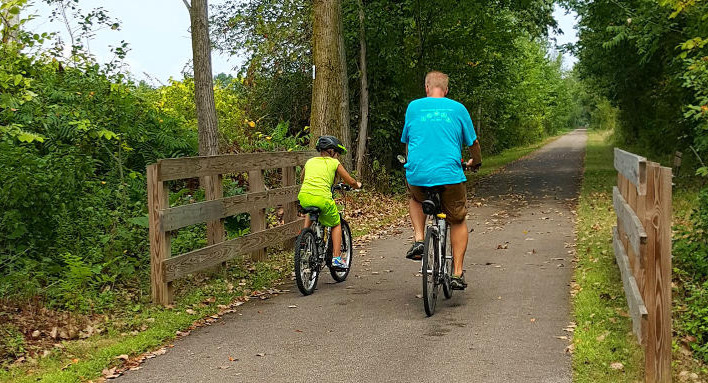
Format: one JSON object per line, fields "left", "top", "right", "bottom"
{"left": 450, "top": 221, "right": 468, "bottom": 276}
{"left": 409, "top": 198, "right": 426, "bottom": 242}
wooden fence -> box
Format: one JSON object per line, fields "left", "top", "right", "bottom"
{"left": 147, "top": 151, "right": 315, "bottom": 305}
{"left": 612, "top": 148, "right": 672, "bottom": 383}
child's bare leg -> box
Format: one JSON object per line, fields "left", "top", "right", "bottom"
{"left": 331, "top": 224, "right": 342, "bottom": 259}
{"left": 303, "top": 215, "right": 312, "bottom": 228}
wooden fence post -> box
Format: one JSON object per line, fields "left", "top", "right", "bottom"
{"left": 249, "top": 169, "right": 266, "bottom": 260}
{"left": 282, "top": 166, "right": 297, "bottom": 250}
{"left": 204, "top": 174, "right": 225, "bottom": 246}
{"left": 644, "top": 162, "right": 672, "bottom": 383}
{"left": 148, "top": 164, "right": 173, "bottom": 305}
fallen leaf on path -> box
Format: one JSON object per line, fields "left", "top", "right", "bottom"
{"left": 555, "top": 336, "right": 569, "bottom": 340}
{"left": 288, "top": 305, "right": 297, "bottom": 308}
{"left": 116, "top": 354, "right": 129, "bottom": 361}
{"left": 256, "top": 353, "right": 266, "bottom": 357}
{"left": 610, "top": 362, "right": 624, "bottom": 371}
{"left": 185, "top": 309, "right": 196, "bottom": 315}
{"left": 102, "top": 367, "right": 121, "bottom": 379}
{"left": 228, "top": 356, "right": 237, "bottom": 362}
{"left": 530, "top": 318, "right": 536, "bottom": 323}
{"left": 415, "top": 294, "right": 423, "bottom": 299}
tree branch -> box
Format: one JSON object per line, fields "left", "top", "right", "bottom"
{"left": 182, "top": 0, "right": 191, "bottom": 13}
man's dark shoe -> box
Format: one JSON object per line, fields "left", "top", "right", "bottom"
{"left": 450, "top": 273, "right": 467, "bottom": 290}
{"left": 405, "top": 241, "right": 425, "bottom": 260}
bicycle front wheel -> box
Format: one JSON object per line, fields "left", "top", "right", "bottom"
{"left": 329, "top": 219, "right": 352, "bottom": 282}
{"left": 422, "top": 226, "right": 439, "bottom": 316}
{"left": 295, "top": 228, "right": 320, "bottom": 295}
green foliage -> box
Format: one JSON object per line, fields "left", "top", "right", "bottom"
{"left": 214, "top": 0, "right": 578, "bottom": 171}
{"left": 567, "top": 0, "right": 707, "bottom": 164}
{"left": 0, "top": 324, "right": 26, "bottom": 363}
{"left": 674, "top": 188, "right": 708, "bottom": 362}
{"left": 674, "top": 189, "right": 708, "bottom": 280}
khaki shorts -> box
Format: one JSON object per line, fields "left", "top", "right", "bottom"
{"left": 408, "top": 183, "right": 467, "bottom": 224}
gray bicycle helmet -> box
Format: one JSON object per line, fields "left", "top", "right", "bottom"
{"left": 315, "top": 135, "right": 348, "bottom": 155}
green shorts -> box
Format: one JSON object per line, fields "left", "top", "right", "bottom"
{"left": 298, "top": 192, "right": 341, "bottom": 227}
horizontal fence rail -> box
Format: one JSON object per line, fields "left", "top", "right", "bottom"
{"left": 147, "top": 151, "right": 316, "bottom": 305}
{"left": 612, "top": 148, "right": 672, "bottom": 383}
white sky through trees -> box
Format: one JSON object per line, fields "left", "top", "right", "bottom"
{"left": 24, "top": 1, "right": 578, "bottom": 84}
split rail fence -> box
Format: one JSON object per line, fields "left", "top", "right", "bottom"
{"left": 147, "top": 151, "right": 315, "bottom": 305}
{"left": 612, "top": 148, "right": 672, "bottom": 383}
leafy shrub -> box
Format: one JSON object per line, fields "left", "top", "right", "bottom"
{"left": 674, "top": 188, "right": 708, "bottom": 362}
{"left": 674, "top": 189, "right": 708, "bottom": 280}
{"left": 0, "top": 324, "right": 26, "bottom": 362}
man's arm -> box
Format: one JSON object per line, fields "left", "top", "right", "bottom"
{"left": 465, "top": 140, "right": 482, "bottom": 170}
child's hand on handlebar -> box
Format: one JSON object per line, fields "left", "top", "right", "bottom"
{"left": 356, "top": 182, "right": 362, "bottom": 189}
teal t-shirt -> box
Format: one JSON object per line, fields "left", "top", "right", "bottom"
{"left": 401, "top": 97, "right": 477, "bottom": 187}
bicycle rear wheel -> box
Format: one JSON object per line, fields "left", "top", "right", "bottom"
{"left": 422, "top": 226, "right": 439, "bottom": 316}
{"left": 295, "top": 228, "right": 320, "bottom": 295}
{"left": 329, "top": 219, "right": 352, "bottom": 282}
{"left": 442, "top": 225, "right": 453, "bottom": 299}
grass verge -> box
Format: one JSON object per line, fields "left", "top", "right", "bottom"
{"left": 572, "top": 130, "right": 644, "bottom": 382}
{"left": 0, "top": 130, "right": 573, "bottom": 382}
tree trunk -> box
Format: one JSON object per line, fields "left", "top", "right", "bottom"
{"left": 1, "top": 2, "right": 19, "bottom": 44}
{"left": 188, "top": 0, "right": 219, "bottom": 157}
{"left": 354, "top": 0, "right": 369, "bottom": 175}
{"left": 311, "top": 0, "right": 351, "bottom": 167}
{"left": 186, "top": 0, "right": 224, "bottom": 247}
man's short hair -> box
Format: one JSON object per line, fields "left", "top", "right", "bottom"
{"left": 425, "top": 71, "right": 449, "bottom": 91}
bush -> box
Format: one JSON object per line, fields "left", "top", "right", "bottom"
{"left": 674, "top": 188, "right": 708, "bottom": 362}
{"left": 0, "top": 324, "right": 26, "bottom": 363}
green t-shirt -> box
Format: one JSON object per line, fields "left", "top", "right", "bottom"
{"left": 300, "top": 156, "right": 340, "bottom": 198}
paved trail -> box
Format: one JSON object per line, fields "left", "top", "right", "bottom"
{"left": 120, "top": 129, "right": 587, "bottom": 383}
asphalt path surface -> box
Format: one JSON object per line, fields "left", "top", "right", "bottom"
{"left": 120, "top": 129, "right": 587, "bottom": 383}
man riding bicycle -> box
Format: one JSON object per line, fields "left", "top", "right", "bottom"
{"left": 402, "top": 71, "right": 482, "bottom": 290}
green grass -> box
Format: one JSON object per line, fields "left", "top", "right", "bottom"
{"left": 572, "top": 130, "right": 644, "bottom": 382}
{"left": 0, "top": 130, "right": 574, "bottom": 382}
{"left": 0, "top": 256, "right": 289, "bottom": 383}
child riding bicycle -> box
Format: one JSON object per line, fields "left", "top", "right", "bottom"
{"left": 298, "top": 136, "right": 362, "bottom": 268}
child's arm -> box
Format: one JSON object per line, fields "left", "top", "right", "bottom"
{"left": 336, "top": 164, "right": 362, "bottom": 189}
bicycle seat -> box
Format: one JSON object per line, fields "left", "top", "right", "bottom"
{"left": 299, "top": 206, "right": 321, "bottom": 220}
{"left": 418, "top": 186, "right": 445, "bottom": 216}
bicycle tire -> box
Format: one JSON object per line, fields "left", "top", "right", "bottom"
{"left": 329, "top": 219, "right": 352, "bottom": 282}
{"left": 442, "top": 224, "right": 453, "bottom": 299}
{"left": 422, "top": 226, "right": 439, "bottom": 316}
{"left": 294, "top": 228, "right": 320, "bottom": 295}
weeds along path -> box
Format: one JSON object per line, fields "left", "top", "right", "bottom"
{"left": 119, "top": 130, "right": 587, "bottom": 383}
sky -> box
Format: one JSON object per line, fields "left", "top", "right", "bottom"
{"left": 24, "top": 1, "right": 579, "bottom": 83}
{"left": 550, "top": 4, "right": 580, "bottom": 69}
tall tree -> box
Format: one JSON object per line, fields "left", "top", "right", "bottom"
{"left": 183, "top": 0, "right": 219, "bottom": 157}
{"left": 311, "top": 0, "right": 351, "bottom": 166}
{"left": 184, "top": 0, "right": 223, "bottom": 246}
{"left": 354, "top": 0, "right": 369, "bottom": 174}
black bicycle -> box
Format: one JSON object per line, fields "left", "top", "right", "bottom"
{"left": 398, "top": 155, "right": 478, "bottom": 316}
{"left": 419, "top": 186, "right": 454, "bottom": 316}
{"left": 294, "top": 183, "right": 354, "bottom": 295}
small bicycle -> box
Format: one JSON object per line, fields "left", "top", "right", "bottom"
{"left": 294, "top": 183, "right": 354, "bottom": 296}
